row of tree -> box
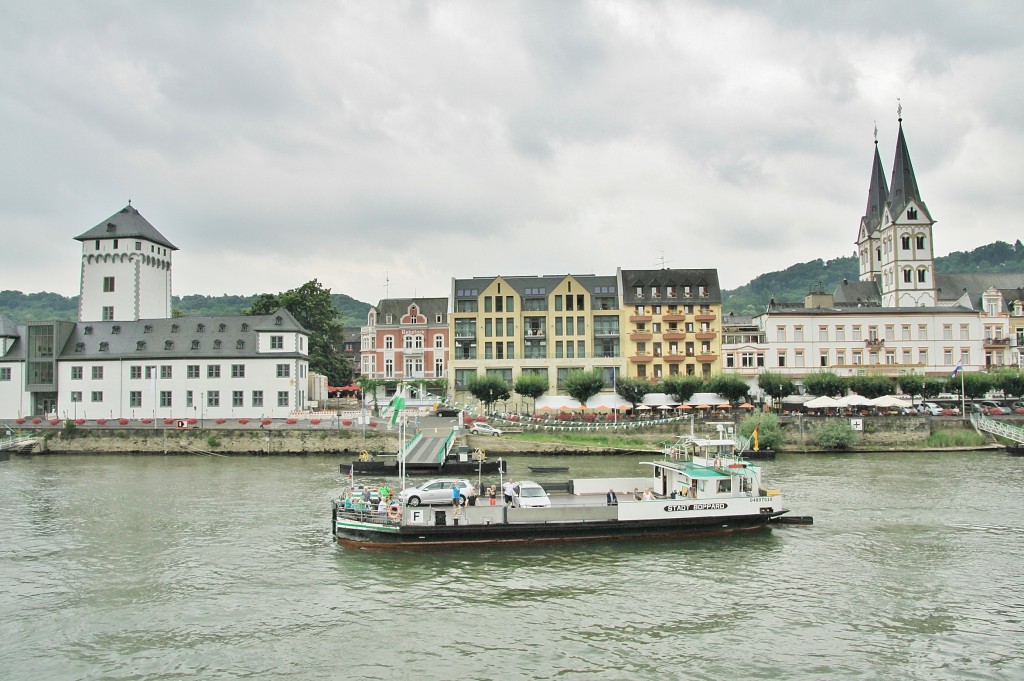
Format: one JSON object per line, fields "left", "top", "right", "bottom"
{"left": 760, "top": 368, "right": 1024, "bottom": 403}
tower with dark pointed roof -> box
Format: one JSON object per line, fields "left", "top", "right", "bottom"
{"left": 856, "top": 111, "right": 937, "bottom": 307}
{"left": 74, "top": 204, "right": 178, "bottom": 322}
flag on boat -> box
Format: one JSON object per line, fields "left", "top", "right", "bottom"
{"left": 752, "top": 426, "right": 760, "bottom": 451}
{"left": 389, "top": 383, "right": 407, "bottom": 426}
{"left": 950, "top": 360, "right": 963, "bottom": 379}
{"left": 348, "top": 463, "right": 354, "bottom": 480}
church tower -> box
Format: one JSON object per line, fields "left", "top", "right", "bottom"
{"left": 74, "top": 204, "right": 178, "bottom": 322}
{"left": 855, "top": 109, "right": 937, "bottom": 307}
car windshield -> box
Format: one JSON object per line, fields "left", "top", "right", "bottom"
{"left": 520, "top": 487, "right": 545, "bottom": 498}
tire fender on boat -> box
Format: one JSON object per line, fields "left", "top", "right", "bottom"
{"left": 387, "top": 505, "right": 402, "bottom": 520}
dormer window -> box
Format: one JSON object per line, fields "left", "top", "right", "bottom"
{"left": 218, "top": 323, "right": 227, "bottom": 332}
{"left": 236, "top": 340, "right": 245, "bottom": 349}
{"left": 75, "top": 342, "right": 85, "bottom": 352}
{"left": 213, "top": 340, "right": 222, "bottom": 349}
{"left": 106, "top": 222, "right": 116, "bottom": 233}
{"left": 84, "top": 326, "right": 93, "bottom": 335}
{"left": 197, "top": 323, "right": 205, "bottom": 332}
{"left": 164, "top": 340, "right": 173, "bottom": 350}
{"left": 136, "top": 341, "right": 146, "bottom": 350}
{"left": 111, "top": 325, "right": 121, "bottom": 334}
{"left": 386, "top": 314, "right": 393, "bottom": 324}
{"left": 99, "top": 342, "right": 109, "bottom": 351}
{"left": 907, "top": 208, "right": 918, "bottom": 220}
{"left": 144, "top": 325, "right": 152, "bottom": 333}
{"left": 191, "top": 340, "right": 200, "bottom": 350}
{"left": 241, "top": 323, "right": 249, "bottom": 332}
{"left": 171, "top": 324, "right": 179, "bottom": 333}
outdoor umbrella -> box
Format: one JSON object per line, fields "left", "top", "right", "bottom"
{"left": 804, "top": 396, "right": 843, "bottom": 409}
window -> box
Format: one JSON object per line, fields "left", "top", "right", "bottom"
{"left": 916, "top": 235, "right": 925, "bottom": 248}
{"left": 160, "top": 391, "right": 172, "bottom": 408}
{"left": 943, "top": 325, "right": 953, "bottom": 340}
{"left": 128, "top": 365, "right": 141, "bottom": 380}
{"left": 918, "top": 268, "right": 927, "bottom": 283}
{"left": 278, "top": 391, "right": 289, "bottom": 407}
{"left": 903, "top": 269, "right": 912, "bottom": 283}
{"left": 187, "top": 365, "right": 200, "bottom": 379}
{"left": 819, "top": 351, "right": 828, "bottom": 367}
{"left": 91, "top": 391, "right": 103, "bottom": 402}
{"left": 776, "top": 326, "right": 786, "bottom": 342}
{"left": 434, "top": 334, "right": 444, "bottom": 348}
{"left": 276, "top": 364, "right": 290, "bottom": 378}
{"left": 70, "top": 391, "right": 81, "bottom": 402}
{"left": 207, "top": 391, "right": 220, "bottom": 407}
{"left": 835, "top": 326, "right": 845, "bottom": 342}
{"left": 918, "top": 325, "right": 928, "bottom": 340}
{"left": 252, "top": 390, "right": 264, "bottom": 407}
{"left": 102, "top": 276, "right": 115, "bottom": 292}
{"left": 852, "top": 350, "right": 862, "bottom": 365}
{"left": 794, "top": 326, "right": 804, "bottom": 342}
{"left": 186, "top": 390, "right": 193, "bottom": 408}
{"left": 232, "top": 364, "right": 245, "bottom": 378}
{"left": 384, "top": 335, "right": 394, "bottom": 349}
{"left": 207, "top": 365, "right": 221, "bottom": 378}
{"left": 270, "top": 335, "right": 284, "bottom": 349}
{"left": 852, "top": 325, "right": 862, "bottom": 342}
{"left": 233, "top": 391, "right": 243, "bottom": 407}
{"left": 160, "top": 366, "right": 172, "bottom": 379}
{"left": 901, "top": 236, "right": 911, "bottom": 250}
{"left": 0, "top": 367, "right": 10, "bottom": 381}
{"left": 818, "top": 326, "right": 828, "bottom": 342}
{"left": 102, "top": 306, "right": 114, "bottom": 320}
{"left": 71, "top": 366, "right": 83, "bottom": 380}
{"left": 92, "top": 366, "right": 104, "bottom": 380}
{"left": 777, "top": 351, "right": 786, "bottom": 367}
{"left": 129, "top": 391, "right": 142, "bottom": 408}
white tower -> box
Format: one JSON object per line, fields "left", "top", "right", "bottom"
{"left": 74, "top": 204, "right": 178, "bottom": 322}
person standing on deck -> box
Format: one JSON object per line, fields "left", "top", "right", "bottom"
{"left": 451, "top": 481, "right": 461, "bottom": 507}
{"left": 606, "top": 489, "right": 618, "bottom": 505}
{"left": 503, "top": 480, "right": 515, "bottom": 505}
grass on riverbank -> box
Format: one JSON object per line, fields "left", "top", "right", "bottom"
{"left": 506, "top": 431, "right": 661, "bottom": 449}
{"left": 921, "top": 431, "right": 990, "bottom": 448}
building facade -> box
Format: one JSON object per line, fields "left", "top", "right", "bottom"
{"left": 360, "top": 298, "right": 448, "bottom": 381}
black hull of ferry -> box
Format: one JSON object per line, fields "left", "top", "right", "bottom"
{"left": 333, "top": 512, "right": 784, "bottom": 549}
{"left": 343, "top": 459, "right": 506, "bottom": 475}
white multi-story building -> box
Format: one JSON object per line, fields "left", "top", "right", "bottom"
{"left": 0, "top": 205, "right": 311, "bottom": 420}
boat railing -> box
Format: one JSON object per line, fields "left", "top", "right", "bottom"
{"left": 334, "top": 500, "right": 403, "bottom": 526}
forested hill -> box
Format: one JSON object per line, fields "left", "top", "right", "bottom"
{"left": 722, "top": 240, "right": 1024, "bottom": 315}
{"left": 0, "top": 290, "right": 371, "bottom": 327}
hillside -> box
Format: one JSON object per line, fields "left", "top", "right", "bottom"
{"left": 722, "top": 240, "right": 1024, "bottom": 315}
{"left": 0, "top": 290, "right": 371, "bottom": 327}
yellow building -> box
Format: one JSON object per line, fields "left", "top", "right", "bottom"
{"left": 619, "top": 269, "right": 723, "bottom": 380}
{"left": 448, "top": 274, "right": 624, "bottom": 407}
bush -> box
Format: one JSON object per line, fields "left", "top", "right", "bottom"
{"left": 206, "top": 435, "right": 221, "bottom": 448}
{"left": 738, "top": 412, "right": 783, "bottom": 451}
{"left": 63, "top": 420, "right": 78, "bottom": 436}
{"left": 814, "top": 419, "right": 856, "bottom": 449}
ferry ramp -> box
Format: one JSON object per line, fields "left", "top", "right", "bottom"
{"left": 971, "top": 413, "right": 1024, "bottom": 445}
{"left": 1, "top": 433, "right": 39, "bottom": 455}
{"left": 402, "top": 430, "right": 455, "bottom": 467}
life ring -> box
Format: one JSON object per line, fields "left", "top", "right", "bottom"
{"left": 359, "top": 450, "right": 370, "bottom": 461}
{"left": 387, "top": 505, "right": 402, "bottom": 520}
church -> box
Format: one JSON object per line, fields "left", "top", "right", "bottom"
{"left": 0, "top": 205, "right": 311, "bottom": 420}
{"left": 724, "top": 113, "right": 1021, "bottom": 391}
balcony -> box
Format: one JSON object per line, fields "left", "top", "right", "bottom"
{"left": 663, "top": 332, "right": 687, "bottom": 341}
{"left": 695, "top": 314, "right": 716, "bottom": 322}
{"left": 629, "top": 332, "right": 653, "bottom": 341}
{"left": 629, "top": 314, "right": 653, "bottom": 323}
{"left": 630, "top": 354, "right": 654, "bottom": 364}
{"left": 662, "top": 313, "right": 687, "bottom": 322}
{"left": 664, "top": 353, "right": 687, "bottom": 362}
{"left": 523, "top": 329, "right": 546, "bottom": 339}
{"left": 865, "top": 338, "right": 885, "bottom": 348}
{"left": 695, "top": 354, "right": 718, "bottom": 362}
{"left": 454, "top": 331, "right": 477, "bottom": 340}
{"left": 695, "top": 332, "right": 716, "bottom": 340}
{"left": 984, "top": 337, "right": 1011, "bottom": 347}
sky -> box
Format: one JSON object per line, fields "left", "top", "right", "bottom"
{"left": 3, "top": 1, "right": 1023, "bottom": 307}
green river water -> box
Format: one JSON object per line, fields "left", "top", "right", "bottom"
{"left": 0, "top": 451, "right": 1021, "bottom": 680}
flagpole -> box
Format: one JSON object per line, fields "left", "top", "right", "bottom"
{"left": 961, "top": 366, "right": 966, "bottom": 422}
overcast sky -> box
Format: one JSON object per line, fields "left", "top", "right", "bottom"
{"left": 3, "top": 1, "right": 1022, "bottom": 307}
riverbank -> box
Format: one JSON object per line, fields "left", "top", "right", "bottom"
{"left": 13, "top": 414, "right": 1006, "bottom": 456}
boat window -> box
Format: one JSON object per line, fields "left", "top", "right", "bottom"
{"left": 740, "top": 477, "right": 753, "bottom": 493}
{"left": 717, "top": 479, "right": 732, "bottom": 494}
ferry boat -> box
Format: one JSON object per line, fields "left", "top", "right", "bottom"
{"left": 330, "top": 436, "right": 809, "bottom": 548}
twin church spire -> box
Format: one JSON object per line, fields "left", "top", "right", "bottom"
{"left": 856, "top": 106, "right": 937, "bottom": 307}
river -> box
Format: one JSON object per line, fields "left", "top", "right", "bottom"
{"left": 0, "top": 451, "right": 1021, "bottom": 680}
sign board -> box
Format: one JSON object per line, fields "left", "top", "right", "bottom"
{"left": 850, "top": 418, "right": 863, "bottom": 432}
{"left": 176, "top": 420, "right": 188, "bottom": 429}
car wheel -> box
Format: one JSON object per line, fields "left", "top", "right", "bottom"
{"left": 493, "top": 432, "right": 499, "bottom": 436}
{"left": 459, "top": 495, "right": 467, "bottom": 506}
{"left": 407, "top": 496, "right": 421, "bottom": 507}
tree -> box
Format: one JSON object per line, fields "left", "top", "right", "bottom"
{"left": 847, "top": 375, "right": 895, "bottom": 399}
{"left": 757, "top": 371, "right": 796, "bottom": 410}
{"left": 950, "top": 371, "right": 992, "bottom": 400}
{"left": 467, "top": 375, "right": 511, "bottom": 413}
{"left": 660, "top": 376, "right": 704, "bottom": 404}
{"left": 814, "top": 419, "right": 856, "bottom": 450}
{"left": 356, "top": 376, "right": 383, "bottom": 416}
{"left": 802, "top": 371, "right": 846, "bottom": 397}
{"left": 514, "top": 373, "right": 549, "bottom": 412}
{"left": 564, "top": 369, "right": 605, "bottom": 407}
{"left": 992, "top": 369, "right": 1024, "bottom": 398}
{"left": 738, "top": 412, "right": 783, "bottom": 451}
{"left": 705, "top": 374, "right": 750, "bottom": 405}
{"left": 919, "top": 377, "right": 945, "bottom": 400}
{"left": 616, "top": 377, "right": 652, "bottom": 409}
{"left": 245, "top": 279, "right": 351, "bottom": 385}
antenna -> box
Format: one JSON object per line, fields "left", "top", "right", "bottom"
{"left": 897, "top": 97, "right": 903, "bottom": 121}
{"left": 655, "top": 251, "right": 670, "bottom": 269}
{"left": 384, "top": 273, "right": 390, "bottom": 300}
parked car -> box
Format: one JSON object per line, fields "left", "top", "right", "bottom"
{"left": 920, "top": 402, "right": 943, "bottom": 416}
{"left": 435, "top": 407, "right": 460, "bottom": 417}
{"left": 469, "top": 422, "right": 503, "bottom": 436}
{"left": 398, "top": 478, "right": 476, "bottom": 506}
{"left": 511, "top": 481, "right": 551, "bottom": 508}
{"left": 979, "top": 401, "right": 1011, "bottom": 415}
